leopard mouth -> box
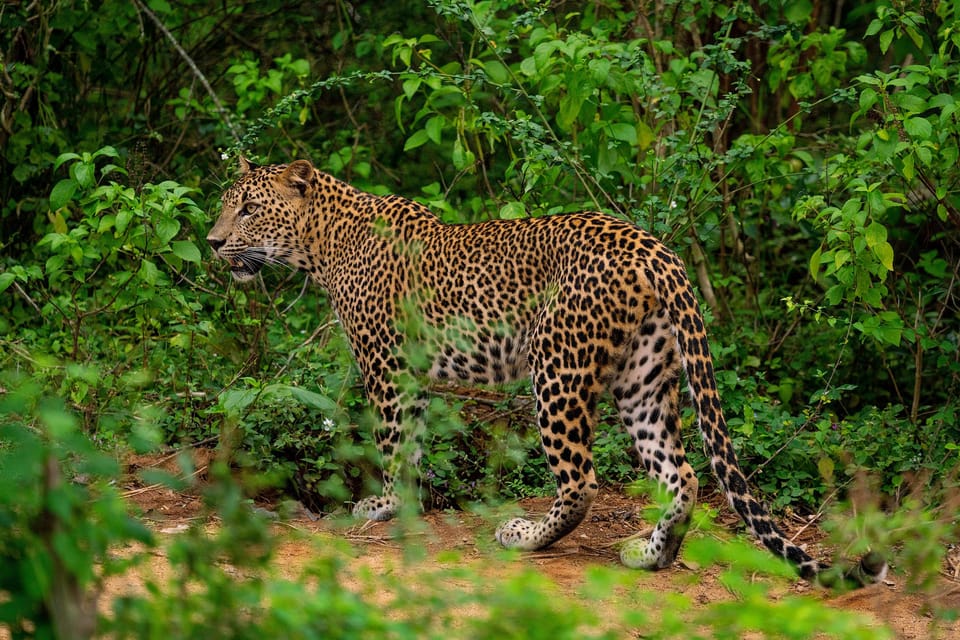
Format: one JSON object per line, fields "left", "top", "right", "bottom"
{"left": 227, "top": 249, "right": 266, "bottom": 280}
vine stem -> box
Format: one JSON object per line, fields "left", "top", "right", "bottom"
{"left": 745, "top": 304, "right": 858, "bottom": 484}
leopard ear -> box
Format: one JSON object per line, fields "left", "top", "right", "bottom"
{"left": 238, "top": 156, "right": 260, "bottom": 174}
{"left": 280, "top": 159, "right": 314, "bottom": 196}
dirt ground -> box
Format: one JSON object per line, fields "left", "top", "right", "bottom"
{"left": 106, "top": 451, "right": 960, "bottom": 640}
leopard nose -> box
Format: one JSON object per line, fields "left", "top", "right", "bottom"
{"left": 207, "top": 237, "right": 225, "bottom": 252}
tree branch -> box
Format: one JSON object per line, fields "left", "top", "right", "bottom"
{"left": 131, "top": 0, "right": 241, "bottom": 144}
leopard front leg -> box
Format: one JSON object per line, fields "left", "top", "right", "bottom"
{"left": 496, "top": 351, "right": 601, "bottom": 550}
{"left": 351, "top": 423, "right": 405, "bottom": 521}
{"left": 352, "top": 361, "right": 425, "bottom": 522}
{"left": 352, "top": 409, "right": 425, "bottom": 521}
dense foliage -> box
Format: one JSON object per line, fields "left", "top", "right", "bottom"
{"left": 1, "top": 0, "right": 958, "bottom": 636}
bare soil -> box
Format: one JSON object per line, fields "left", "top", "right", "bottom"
{"left": 112, "top": 454, "right": 960, "bottom": 639}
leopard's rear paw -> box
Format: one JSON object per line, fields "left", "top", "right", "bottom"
{"left": 619, "top": 538, "right": 660, "bottom": 570}
{"left": 352, "top": 494, "right": 401, "bottom": 521}
{"left": 495, "top": 517, "right": 542, "bottom": 551}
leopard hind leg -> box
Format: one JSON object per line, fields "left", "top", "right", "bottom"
{"left": 613, "top": 310, "right": 698, "bottom": 569}
{"left": 495, "top": 314, "right": 605, "bottom": 550}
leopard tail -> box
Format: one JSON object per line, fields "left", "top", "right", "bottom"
{"left": 646, "top": 249, "right": 886, "bottom": 588}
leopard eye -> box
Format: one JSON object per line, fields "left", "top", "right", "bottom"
{"left": 240, "top": 203, "right": 261, "bottom": 217}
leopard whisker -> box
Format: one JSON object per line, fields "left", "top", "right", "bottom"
{"left": 261, "top": 246, "right": 312, "bottom": 272}
{"left": 241, "top": 247, "right": 295, "bottom": 271}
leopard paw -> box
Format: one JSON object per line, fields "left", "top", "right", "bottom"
{"left": 619, "top": 538, "right": 659, "bottom": 570}
{"left": 352, "top": 494, "right": 401, "bottom": 521}
{"left": 495, "top": 517, "right": 541, "bottom": 551}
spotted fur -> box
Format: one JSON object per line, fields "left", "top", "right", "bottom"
{"left": 208, "top": 158, "right": 886, "bottom": 587}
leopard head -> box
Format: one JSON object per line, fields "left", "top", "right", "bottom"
{"left": 207, "top": 157, "right": 315, "bottom": 282}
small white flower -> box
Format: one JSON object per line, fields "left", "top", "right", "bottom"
{"left": 221, "top": 152, "right": 229, "bottom": 160}
{"left": 322, "top": 417, "right": 335, "bottom": 431}
{"left": 670, "top": 200, "right": 678, "bottom": 209}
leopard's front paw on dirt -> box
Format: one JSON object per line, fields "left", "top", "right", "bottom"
{"left": 352, "top": 494, "right": 400, "bottom": 522}
{"left": 619, "top": 538, "right": 659, "bottom": 570}
{"left": 495, "top": 517, "right": 541, "bottom": 550}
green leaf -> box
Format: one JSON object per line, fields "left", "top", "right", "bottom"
{"left": 905, "top": 26, "right": 924, "bottom": 50}
{"left": 864, "top": 221, "right": 887, "bottom": 248}
{"left": 856, "top": 311, "right": 903, "bottom": 346}
{"left": 425, "top": 116, "right": 443, "bottom": 145}
{"left": 481, "top": 59, "right": 510, "bottom": 84}
{"left": 589, "top": 58, "right": 611, "bottom": 85}
{"left": 220, "top": 388, "right": 259, "bottom": 415}
{"left": 879, "top": 29, "right": 894, "bottom": 54}
{"left": 866, "top": 188, "right": 886, "bottom": 215}
{"left": 903, "top": 116, "right": 932, "bottom": 139}
{"left": 825, "top": 284, "right": 844, "bottom": 305}
{"left": 452, "top": 138, "right": 475, "bottom": 170}
{"left": 264, "top": 69, "right": 283, "bottom": 94}
{"left": 809, "top": 246, "right": 823, "bottom": 278}
{"left": 287, "top": 386, "right": 339, "bottom": 414}
{"left": 858, "top": 87, "right": 878, "bottom": 112}
{"left": 788, "top": 73, "right": 814, "bottom": 99}
{"left": 154, "top": 217, "right": 181, "bottom": 245}
{"left": 901, "top": 153, "right": 915, "bottom": 182}
{"left": 892, "top": 93, "right": 927, "bottom": 113}
{"left": 817, "top": 457, "right": 835, "bottom": 482}
{"left": 98, "top": 214, "right": 116, "bottom": 233}
{"left": 49, "top": 179, "right": 78, "bottom": 210}
{"left": 138, "top": 259, "right": 159, "bottom": 286}
{"left": 71, "top": 162, "right": 95, "bottom": 189}
{"left": 608, "top": 123, "right": 637, "bottom": 144}
{"left": 289, "top": 58, "right": 310, "bottom": 77}
{"left": 39, "top": 401, "right": 79, "bottom": 439}
{"left": 116, "top": 209, "right": 133, "bottom": 235}
{"left": 784, "top": 0, "right": 812, "bottom": 23}
{"left": 53, "top": 152, "right": 81, "bottom": 172}
{"left": 404, "top": 129, "right": 431, "bottom": 151}
{"left": 0, "top": 272, "right": 15, "bottom": 294}
{"left": 92, "top": 145, "right": 119, "bottom": 160}
{"left": 171, "top": 240, "right": 201, "bottom": 263}
{"left": 533, "top": 40, "right": 558, "bottom": 72}
{"left": 499, "top": 201, "right": 526, "bottom": 219}
{"left": 636, "top": 120, "right": 655, "bottom": 151}
{"left": 402, "top": 77, "right": 421, "bottom": 100}
{"left": 873, "top": 241, "right": 895, "bottom": 271}
{"left": 558, "top": 93, "right": 580, "bottom": 131}
{"left": 558, "top": 71, "right": 592, "bottom": 131}
{"left": 519, "top": 55, "right": 537, "bottom": 77}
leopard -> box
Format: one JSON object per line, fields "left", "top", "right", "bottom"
{"left": 207, "top": 157, "right": 886, "bottom": 588}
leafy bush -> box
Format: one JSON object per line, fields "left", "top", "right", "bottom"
{"left": 1, "top": 8, "right": 958, "bottom": 637}
{"left": 0, "top": 372, "right": 153, "bottom": 638}
{"left": 0, "top": 374, "right": 908, "bottom": 639}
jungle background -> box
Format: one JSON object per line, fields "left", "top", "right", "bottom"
{"left": 1, "top": 0, "right": 959, "bottom": 637}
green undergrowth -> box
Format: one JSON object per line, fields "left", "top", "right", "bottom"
{"left": 3, "top": 1, "right": 960, "bottom": 636}
{"left": 105, "top": 531, "right": 896, "bottom": 640}
{"left": 3, "top": 376, "right": 957, "bottom": 638}
{"left": 0, "top": 382, "right": 897, "bottom": 640}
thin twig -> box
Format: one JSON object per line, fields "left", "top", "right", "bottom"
{"left": 593, "top": 525, "right": 656, "bottom": 549}
{"left": 281, "top": 275, "right": 311, "bottom": 315}
{"left": 521, "top": 548, "right": 582, "bottom": 559}
{"left": 122, "top": 465, "right": 209, "bottom": 498}
{"left": 131, "top": 0, "right": 241, "bottom": 143}
{"left": 746, "top": 308, "right": 858, "bottom": 483}
{"left": 12, "top": 281, "right": 41, "bottom": 312}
